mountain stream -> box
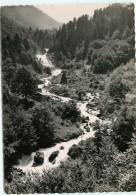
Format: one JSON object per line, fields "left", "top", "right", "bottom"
{"left": 14, "top": 50, "right": 103, "bottom": 174}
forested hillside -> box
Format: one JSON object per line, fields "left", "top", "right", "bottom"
{"left": 2, "top": 3, "right": 136, "bottom": 193}
{"left": 50, "top": 3, "right": 134, "bottom": 73}
{"left": 2, "top": 5, "right": 61, "bottom": 30}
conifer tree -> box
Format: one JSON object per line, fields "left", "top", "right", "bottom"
{"left": 60, "top": 71, "right": 67, "bottom": 84}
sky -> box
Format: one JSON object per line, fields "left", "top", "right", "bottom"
{"left": 35, "top": 3, "right": 110, "bottom": 23}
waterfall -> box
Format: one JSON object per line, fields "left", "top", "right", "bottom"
{"left": 37, "top": 48, "right": 53, "bottom": 67}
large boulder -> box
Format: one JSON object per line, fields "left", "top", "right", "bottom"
{"left": 49, "top": 151, "right": 59, "bottom": 163}
{"left": 34, "top": 152, "right": 44, "bottom": 165}
{"left": 86, "top": 127, "right": 90, "bottom": 132}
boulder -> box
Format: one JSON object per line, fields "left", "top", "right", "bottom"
{"left": 60, "top": 146, "right": 64, "bottom": 150}
{"left": 97, "top": 114, "right": 101, "bottom": 117}
{"left": 84, "top": 124, "right": 89, "bottom": 129}
{"left": 86, "top": 116, "right": 89, "bottom": 121}
{"left": 34, "top": 152, "right": 44, "bottom": 165}
{"left": 86, "top": 127, "right": 90, "bottom": 132}
{"left": 49, "top": 151, "right": 59, "bottom": 163}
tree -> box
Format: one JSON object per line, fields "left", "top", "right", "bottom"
{"left": 61, "top": 101, "right": 81, "bottom": 123}
{"left": 31, "top": 103, "right": 55, "bottom": 148}
{"left": 14, "top": 33, "right": 21, "bottom": 53}
{"left": 11, "top": 66, "right": 38, "bottom": 99}
{"left": 2, "top": 58, "right": 15, "bottom": 85}
{"left": 94, "top": 121, "right": 103, "bottom": 153}
{"left": 19, "top": 51, "right": 29, "bottom": 65}
{"left": 60, "top": 71, "right": 67, "bottom": 84}
{"left": 94, "top": 136, "right": 119, "bottom": 190}
{"left": 3, "top": 106, "right": 37, "bottom": 180}
{"left": 6, "top": 34, "right": 10, "bottom": 42}
{"left": 108, "top": 76, "right": 128, "bottom": 98}
{"left": 23, "top": 38, "right": 30, "bottom": 51}
{"left": 116, "top": 133, "right": 136, "bottom": 191}
{"left": 112, "top": 106, "right": 135, "bottom": 151}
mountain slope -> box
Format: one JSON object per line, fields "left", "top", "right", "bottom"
{"left": 1, "top": 5, "right": 61, "bottom": 30}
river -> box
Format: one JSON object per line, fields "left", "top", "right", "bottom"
{"left": 14, "top": 51, "right": 102, "bottom": 174}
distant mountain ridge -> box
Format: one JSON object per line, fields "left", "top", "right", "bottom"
{"left": 1, "top": 5, "right": 61, "bottom": 30}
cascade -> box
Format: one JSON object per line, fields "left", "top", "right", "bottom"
{"left": 37, "top": 48, "right": 53, "bottom": 67}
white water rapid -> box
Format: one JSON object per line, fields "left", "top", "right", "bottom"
{"left": 14, "top": 50, "right": 102, "bottom": 174}
{"left": 37, "top": 48, "right": 53, "bottom": 68}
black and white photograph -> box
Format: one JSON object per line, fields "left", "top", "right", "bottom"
{"left": 1, "top": 1, "right": 136, "bottom": 193}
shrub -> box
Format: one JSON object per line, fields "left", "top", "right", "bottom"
{"left": 61, "top": 101, "right": 81, "bottom": 123}
{"left": 68, "top": 144, "right": 82, "bottom": 159}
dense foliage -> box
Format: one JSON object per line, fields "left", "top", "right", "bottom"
{"left": 98, "top": 59, "right": 136, "bottom": 151}
{"left": 5, "top": 134, "right": 136, "bottom": 193}
{"left": 2, "top": 3, "right": 136, "bottom": 193}
{"left": 51, "top": 4, "right": 134, "bottom": 73}
{"left": 2, "top": 18, "right": 60, "bottom": 180}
